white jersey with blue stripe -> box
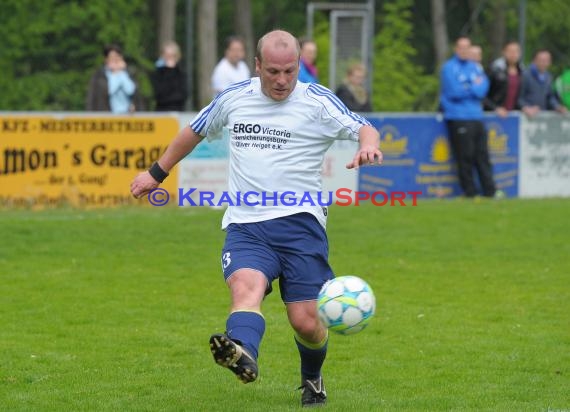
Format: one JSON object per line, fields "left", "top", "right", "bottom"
{"left": 189, "top": 77, "right": 370, "bottom": 229}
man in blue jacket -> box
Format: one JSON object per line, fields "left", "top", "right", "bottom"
{"left": 440, "top": 37, "right": 496, "bottom": 198}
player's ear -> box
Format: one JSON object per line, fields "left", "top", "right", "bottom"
{"left": 255, "top": 57, "right": 261, "bottom": 75}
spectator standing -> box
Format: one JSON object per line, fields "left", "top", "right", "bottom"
{"left": 211, "top": 36, "right": 250, "bottom": 97}
{"left": 298, "top": 39, "right": 318, "bottom": 83}
{"left": 469, "top": 45, "right": 483, "bottom": 68}
{"left": 518, "top": 49, "right": 567, "bottom": 117}
{"left": 484, "top": 41, "right": 524, "bottom": 117}
{"left": 151, "top": 41, "right": 187, "bottom": 111}
{"left": 440, "top": 36, "right": 497, "bottom": 198}
{"left": 86, "top": 44, "right": 143, "bottom": 113}
{"left": 554, "top": 68, "right": 570, "bottom": 111}
{"left": 335, "top": 63, "right": 372, "bottom": 112}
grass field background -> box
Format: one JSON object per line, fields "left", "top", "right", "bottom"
{"left": 1, "top": 199, "right": 569, "bottom": 411}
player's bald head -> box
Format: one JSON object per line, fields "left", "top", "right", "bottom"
{"left": 255, "top": 30, "right": 300, "bottom": 101}
{"left": 256, "top": 30, "right": 300, "bottom": 63}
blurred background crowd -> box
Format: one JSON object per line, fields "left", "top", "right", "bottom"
{"left": 0, "top": 0, "right": 568, "bottom": 114}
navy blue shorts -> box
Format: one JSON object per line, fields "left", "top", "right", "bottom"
{"left": 221, "top": 212, "right": 334, "bottom": 303}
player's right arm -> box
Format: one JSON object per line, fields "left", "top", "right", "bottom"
{"left": 130, "top": 126, "right": 203, "bottom": 198}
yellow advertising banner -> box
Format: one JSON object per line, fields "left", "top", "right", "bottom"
{"left": 0, "top": 115, "right": 180, "bottom": 208}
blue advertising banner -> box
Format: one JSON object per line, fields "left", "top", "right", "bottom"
{"left": 178, "top": 114, "right": 230, "bottom": 159}
{"left": 482, "top": 116, "right": 519, "bottom": 196}
{"left": 189, "top": 130, "right": 230, "bottom": 159}
{"left": 359, "top": 114, "right": 519, "bottom": 198}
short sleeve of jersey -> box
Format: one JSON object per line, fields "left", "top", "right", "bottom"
{"left": 306, "top": 83, "right": 371, "bottom": 142}
{"left": 189, "top": 79, "right": 252, "bottom": 141}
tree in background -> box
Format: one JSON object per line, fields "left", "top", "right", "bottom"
{"left": 2, "top": 0, "right": 570, "bottom": 112}
{"left": 486, "top": 0, "right": 507, "bottom": 63}
{"left": 157, "top": 0, "right": 177, "bottom": 55}
{"left": 0, "top": 0, "right": 154, "bottom": 111}
{"left": 523, "top": 0, "right": 570, "bottom": 73}
{"left": 372, "top": 0, "right": 438, "bottom": 111}
{"left": 197, "top": 0, "right": 217, "bottom": 107}
{"left": 431, "top": 0, "right": 448, "bottom": 70}
{"left": 313, "top": 17, "right": 330, "bottom": 88}
{"left": 234, "top": 0, "right": 254, "bottom": 72}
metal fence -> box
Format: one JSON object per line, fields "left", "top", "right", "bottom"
{"left": 306, "top": 1, "right": 374, "bottom": 94}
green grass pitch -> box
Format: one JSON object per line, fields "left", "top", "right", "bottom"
{"left": 1, "top": 199, "right": 569, "bottom": 411}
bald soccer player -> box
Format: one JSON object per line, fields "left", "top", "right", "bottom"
{"left": 130, "top": 30, "right": 382, "bottom": 408}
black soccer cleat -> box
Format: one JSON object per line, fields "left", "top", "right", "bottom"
{"left": 299, "top": 376, "right": 327, "bottom": 407}
{"left": 209, "top": 333, "right": 258, "bottom": 384}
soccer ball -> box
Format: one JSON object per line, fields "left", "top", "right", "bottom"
{"left": 317, "top": 276, "right": 376, "bottom": 335}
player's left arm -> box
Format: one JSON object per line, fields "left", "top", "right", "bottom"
{"left": 346, "top": 125, "right": 383, "bottom": 169}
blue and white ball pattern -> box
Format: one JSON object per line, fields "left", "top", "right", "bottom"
{"left": 317, "top": 276, "right": 376, "bottom": 335}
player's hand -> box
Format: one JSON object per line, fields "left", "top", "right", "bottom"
{"left": 346, "top": 145, "right": 383, "bottom": 169}
{"left": 495, "top": 107, "right": 508, "bottom": 118}
{"left": 130, "top": 171, "right": 160, "bottom": 199}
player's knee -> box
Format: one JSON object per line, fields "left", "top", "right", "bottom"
{"left": 229, "top": 269, "right": 266, "bottom": 291}
{"left": 228, "top": 269, "right": 267, "bottom": 308}
{"left": 290, "top": 314, "right": 321, "bottom": 339}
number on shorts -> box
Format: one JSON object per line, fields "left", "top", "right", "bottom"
{"left": 221, "top": 252, "right": 232, "bottom": 270}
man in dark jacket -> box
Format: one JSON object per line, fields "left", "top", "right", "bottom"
{"left": 518, "top": 49, "right": 567, "bottom": 117}
{"left": 484, "top": 41, "right": 524, "bottom": 117}
{"left": 440, "top": 36, "right": 496, "bottom": 198}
